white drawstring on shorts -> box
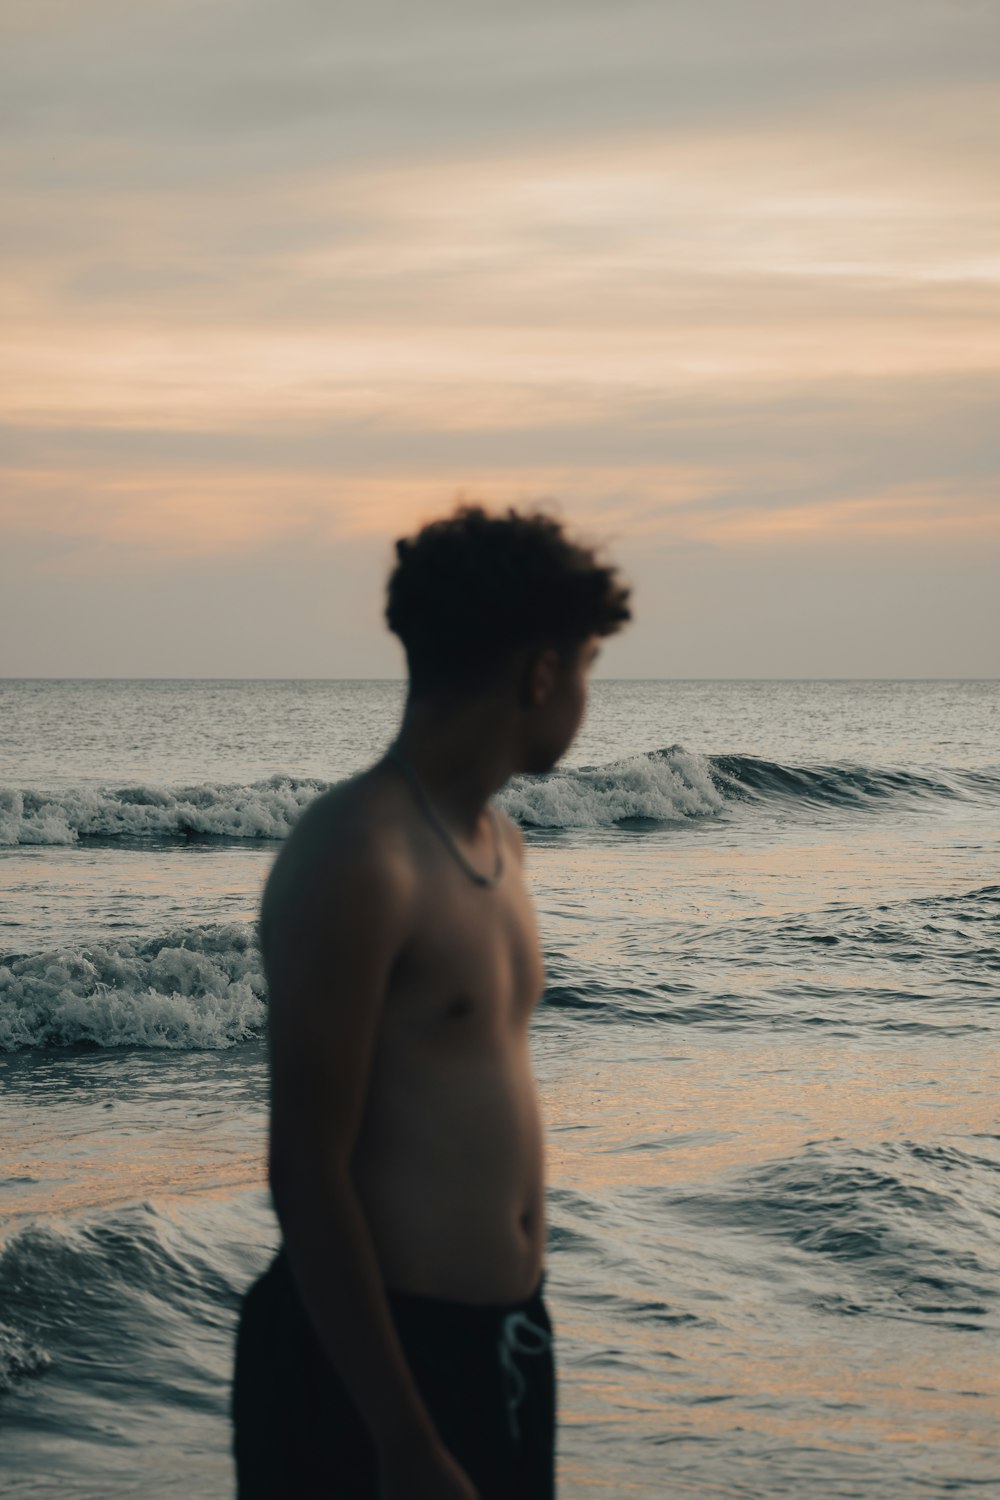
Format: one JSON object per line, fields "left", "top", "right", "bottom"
{"left": 497, "top": 1309, "right": 552, "bottom": 1443}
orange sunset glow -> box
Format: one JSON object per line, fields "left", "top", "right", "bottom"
{"left": 2, "top": 3, "right": 998, "bottom": 678}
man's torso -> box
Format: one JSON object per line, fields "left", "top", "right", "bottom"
{"left": 261, "top": 765, "right": 547, "bottom": 1304}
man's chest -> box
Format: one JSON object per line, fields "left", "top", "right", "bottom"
{"left": 386, "top": 865, "right": 546, "bottom": 1035}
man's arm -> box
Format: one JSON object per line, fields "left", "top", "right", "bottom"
{"left": 263, "top": 819, "right": 476, "bottom": 1496}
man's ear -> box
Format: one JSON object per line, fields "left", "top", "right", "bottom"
{"left": 523, "top": 646, "right": 560, "bottom": 708}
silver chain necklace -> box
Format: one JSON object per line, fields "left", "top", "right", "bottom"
{"left": 387, "top": 745, "right": 504, "bottom": 889}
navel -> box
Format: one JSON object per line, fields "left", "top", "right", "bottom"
{"left": 445, "top": 995, "right": 473, "bottom": 1021}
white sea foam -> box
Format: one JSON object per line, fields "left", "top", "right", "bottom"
{"left": 1, "top": 756, "right": 725, "bottom": 844}
{"left": 0, "top": 776, "right": 328, "bottom": 847}
{"left": 0, "top": 923, "right": 265, "bottom": 1051}
{"left": 498, "top": 748, "right": 725, "bottom": 827}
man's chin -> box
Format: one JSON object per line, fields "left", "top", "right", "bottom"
{"left": 519, "top": 746, "right": 563, "bottom": 776}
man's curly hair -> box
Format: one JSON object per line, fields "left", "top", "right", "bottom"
{"left": 386, "top": 504, "right": 631, "bottom": 695}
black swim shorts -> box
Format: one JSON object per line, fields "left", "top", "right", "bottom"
{"left": 231, "top": 1246, "right": 556, "bottom": 1499}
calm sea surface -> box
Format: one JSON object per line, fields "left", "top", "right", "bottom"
{"left": 1, "top": 679, "right": 998, "bottom": 1498}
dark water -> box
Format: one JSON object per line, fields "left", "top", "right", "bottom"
{"left": 1, "top": 679, "right": 998, "bottom": 1496}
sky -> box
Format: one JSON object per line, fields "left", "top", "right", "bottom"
{"left": 2, "top": 0, "right": 998, "bottom": 678}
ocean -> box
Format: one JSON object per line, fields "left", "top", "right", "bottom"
{"left": 1, "top": 678, "right": 997, "bottom": 1498}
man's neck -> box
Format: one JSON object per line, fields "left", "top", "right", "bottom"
{"left": 390, "top": 691, "right": 519, "bottom": 835}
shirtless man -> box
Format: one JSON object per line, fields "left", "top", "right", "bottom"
{"left": 231, "top": 506, "right": 630, "bottom": 1499}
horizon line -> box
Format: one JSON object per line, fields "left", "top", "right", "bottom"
{"left": 2, "top": 676, "right": 997, "bottom": 686}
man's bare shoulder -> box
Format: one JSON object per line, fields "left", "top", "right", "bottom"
{"left": 260, "top": 763, "right": 414, "bottom": 954}
{"left": 495, "top": 805, "right": 525, "bottom": 865}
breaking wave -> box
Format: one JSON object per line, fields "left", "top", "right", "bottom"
{"left": 500, "top": 749, "right": 1000, "bottom": 828}
{"left": 2, "top": 751, "right": 997, "bottom": 845}
{"left": 499, "top": 746, "right": 725, "bottom": 826}
{"left": 0, "top": 776, "right": 326, "bottom": 846}
{"left": 0, "top": 923, "right": 265, "bottom": 1052}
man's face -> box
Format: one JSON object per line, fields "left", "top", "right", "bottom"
{"left": 519, "top": 635, "right": 601, "bottom": 774}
